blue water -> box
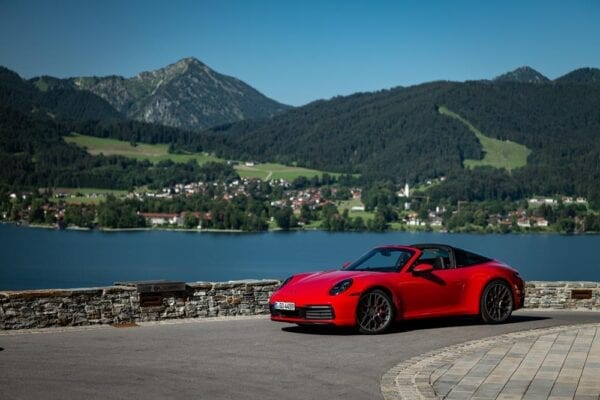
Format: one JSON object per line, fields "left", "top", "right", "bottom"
{"left": 0, "top": 224, "right": 598, "bottom": 290}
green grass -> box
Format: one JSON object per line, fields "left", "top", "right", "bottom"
{"left": 337, "top": 199, "right": 375, "bottom": 221}
{"left": 302, "top": 219, "right": 323, "bottom": 229}
{"left": 235, "top": 162, "right": 339, "bottom": 181}
{"left": 46, "top": 187, "right": 129, "bottom": 204}
{"left": 438, "top": 106, "right": 531, "bottom": 171}
{"left": 65, "top": 133, "right": 221, "bottom": 164}
{"left": 53, "top": 187, "right": 129, "bottom": 195}
{"left": 412, "top": 180, "right": 442, "bottom": 193}
{"left": 55, "top": 197, "right": 102, "bottom": 204}
{"left": 65, "top": 133, "right": 342, "bottom": 181}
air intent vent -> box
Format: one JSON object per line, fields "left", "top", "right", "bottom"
{"left": 305, "top": 306, "right": 334, "bottom": 320}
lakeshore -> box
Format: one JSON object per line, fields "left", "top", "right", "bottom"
{"left": 2, "top": 224, "right": 599, "bottom": 291}
{"left": 5, "top": 220, "right": 598, "bottom": 235}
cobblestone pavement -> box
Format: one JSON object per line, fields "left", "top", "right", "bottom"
{"left": 382, "top": 323, "right": 600, "bottom": 400}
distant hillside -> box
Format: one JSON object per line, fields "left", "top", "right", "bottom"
{"left": 199, "top": 83, "right": 481, "bottom": 182}
{"left": 196, "top": 76, "right": 600, "bottom": 203}
{"left": 0, "top": 67, "right": 123, "bottom": 122}
{"left": 555, "top": 67, "right": 600, "bottom": 84}
{"left": 0, "top": 105, "right": 238, "bottom": 190}
{"left": 493, "top": 66, "right": 549, "bottom": 84}
{"left": 32, "top": 58, "right": 291, "bottom": 130}
{"left": 2, "top": 62, "right": 599, "bottom": 205}
{"left": 1, "top": 65, "right": 222, "bottom": 149}
{"left": 438, "top": 106, "right": 531, "bottom": 171}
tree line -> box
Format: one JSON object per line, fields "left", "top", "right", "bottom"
{"left": 0, "top": 107, "right": 238, "bottom": 191}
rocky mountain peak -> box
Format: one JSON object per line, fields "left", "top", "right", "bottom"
{"left": 175, "top": 57, "right": 205, "bottom": 67}
{"left": 150, "top": 57, "right": 206, "bottom": 77}
{"left": 56, "top": 58, "right": 290, "bottom": 130}
{"left": 493, "top": 66, "right": 550, "bottom": 84}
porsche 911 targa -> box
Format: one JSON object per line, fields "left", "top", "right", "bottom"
{"left": 269, "top": 244, "right": 525, "bottom": 334}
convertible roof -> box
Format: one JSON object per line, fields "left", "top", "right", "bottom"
{"left": 410, "top": 243, "right": 455, "bottom": 249}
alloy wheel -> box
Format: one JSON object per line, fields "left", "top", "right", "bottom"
{"left": 357, "top": 290, "right": 393, "bottom": 334}
{"left": 482, "top": 281, "right": 513, "bottom": 323}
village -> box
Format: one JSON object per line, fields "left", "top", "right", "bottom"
{"left": 1, "top": 175, "right": 594, "bottom": 233}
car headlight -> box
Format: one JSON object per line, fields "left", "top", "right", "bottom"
{"left": 329, "top": 279, "right": 353, "bottom": 296}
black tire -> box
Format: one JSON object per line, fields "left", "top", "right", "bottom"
{"left": 480, "top": 280, "right": 514, "bottom": 324}
{"left": 356, "top": 289, "right": 395, "bottom": 334}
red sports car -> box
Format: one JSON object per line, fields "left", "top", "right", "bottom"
{"left": 269, "top": 244, "right": 525, "bottom": 334}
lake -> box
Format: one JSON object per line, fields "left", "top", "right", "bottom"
{"left": 0, "top": 224, "right": 598, "bottom": 290}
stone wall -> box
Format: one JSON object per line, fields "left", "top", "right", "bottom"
{"left": 524, "top": 281, "right": 600, "bottom": 310}
{"left": 0, "top": 280, "right": 280, "bottom": 330}
{"left": 1, "top": 280, "right": 598, "bottom": 330}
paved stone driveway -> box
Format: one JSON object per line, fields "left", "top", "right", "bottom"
{"left": 382, "top": 324, "right": 600, "bottom": 400}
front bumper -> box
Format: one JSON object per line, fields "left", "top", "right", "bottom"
{"left": 269, "top": 294, "right": 359, "bottom": 327}
{"left": 270, "top": 304, "right": 335, "bottom": 323}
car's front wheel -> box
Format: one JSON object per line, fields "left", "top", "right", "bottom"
{"left": 356, "top": 289, "right": 395, "bottom": 334}
{"left": 480, "top": 280, "right": 514, "bottom": 323}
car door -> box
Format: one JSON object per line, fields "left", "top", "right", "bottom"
{"left": 397, "top": 247, "right": 468, "bottom": 318}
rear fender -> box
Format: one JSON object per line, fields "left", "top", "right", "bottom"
{"left": 461, "top": 272, "right": 495, "bottom": 315}
{"left": 474, "top": 277, "right": 514, "bottom": 314}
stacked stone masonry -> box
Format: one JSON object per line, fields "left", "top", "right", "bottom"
{"left": 524, "top": 281, "right": 600, "bottom": 310}
{"left": 0, "top": 280, "right": 598, "bottom": 330}
{"left": 0, "top": 280, "right": 280, "bottom": 330}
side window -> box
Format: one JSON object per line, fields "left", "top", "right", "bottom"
{"left": 455, "top": 248, "right": 492, "bottom": 267}
{"left": 455, "top": 249, "right": 469, "bottom": 267}
{"left": 417, "top": 248, "right": 451, "bottom": 270}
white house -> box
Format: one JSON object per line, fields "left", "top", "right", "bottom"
{"left": 139, "top": 213, "right": 180, "bottom": 226}
{"left": 517, "top": 218, "right": 531, "bottom": 228}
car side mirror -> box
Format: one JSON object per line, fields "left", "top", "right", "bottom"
{"left": 341, "top": 261, "right": 351, "bottom": 269}
{"left": 412, "top": 263, "right": 434, "bottom": 274}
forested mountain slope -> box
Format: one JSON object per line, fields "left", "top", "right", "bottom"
{"left": 0, "top": 67, "right": 123, "bottom": 122}
{"left": 197, "top": 77, "right": 600, "bottom": 202}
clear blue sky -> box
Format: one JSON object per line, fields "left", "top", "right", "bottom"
{"left": 1, "top": 0, "right": 599, "bottom": 106}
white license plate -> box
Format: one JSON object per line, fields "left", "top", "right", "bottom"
{"left": 274, "top": 301, "right": 295, "bottom": 311}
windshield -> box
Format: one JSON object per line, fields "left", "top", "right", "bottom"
{"left": 346, "top": 248, "right": 414, "bottom": 272}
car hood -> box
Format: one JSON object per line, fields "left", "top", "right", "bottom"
{"left": 283, "top": 270, "right": 380, "bottom": 293}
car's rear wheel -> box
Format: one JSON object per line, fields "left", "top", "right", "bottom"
{"left": 480, "top": 280, "right": 513, "bottom": 324}
{"left": 356, "top": 289, "right": 394, "bottom": 334}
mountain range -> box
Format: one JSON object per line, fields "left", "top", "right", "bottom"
{"left": 28, "top": 57, "right": 290, "bottom": 130}
{"left": 1, "top": 61, "right": 599, "bottom": 205}
{"left": 492, "top": 66, "right": 600, "bottom": 85}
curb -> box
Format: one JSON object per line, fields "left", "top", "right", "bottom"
{"left": 380, "top": 323, "right": 600, "bottom": 400}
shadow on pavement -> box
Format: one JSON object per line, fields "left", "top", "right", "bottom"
{"left": 282, "top": 325, "right": 357, "bottom": 336}
{"left": 281, "top": 314, "right": 550, "bottom": 336}
{"left": 391, "top": 314, "right": 550, "bottom": 333}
